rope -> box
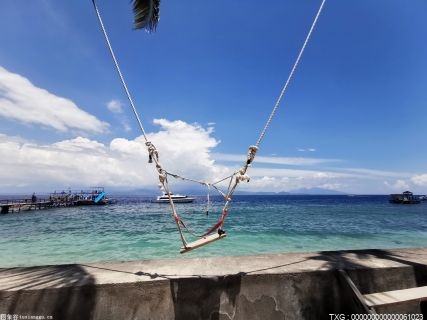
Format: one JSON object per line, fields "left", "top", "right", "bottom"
{"left": 174, "top": 209, "right": 228, "bottom": 239}
{"left": 91, "top": 0, "right": 148, "bottom": 141}
{"left": 91, "top": 0, "right": 327, "bottom": 249}
{"left": 91, "top": 0, "right": 233, "bottom": 246}
{"left": 255, "top": 0, "right": 327, "bottom": 148}
{"left": 193, "top": 0, "right": 328, "bottom": 234}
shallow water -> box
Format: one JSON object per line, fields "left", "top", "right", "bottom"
{"left": 1, "top": 195, "right": 426, "bottom": 267}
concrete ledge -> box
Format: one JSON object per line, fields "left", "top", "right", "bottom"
{"left": 1, "top": 248, "right": 426, "bottom": 319}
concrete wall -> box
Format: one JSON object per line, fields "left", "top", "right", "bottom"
{"left": 1, "top": 248, "right": 426, "bottom": 319}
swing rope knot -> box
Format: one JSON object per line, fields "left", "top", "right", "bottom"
{"left": 236, "top": 172, "right": 250, "bottom": 183}
{"left": 146, "top": 141, "right": 159, "bottom": 163}
{"left": 244, "top": 145, "right": 258, "bottom": 168}
{"left": 158, "top": 171, "right": 167, "bottom": 183}
{"left": 236, "top": 145, "right": 258, "bottom": 183}
{"left": 247, "top": 145, "right": 258, "bottom": 164}
{"left": 236, "top": 173, "right": 251, "bottom": 183}
{"left": 145, "top": 141, "right": 166, "bottom": 183}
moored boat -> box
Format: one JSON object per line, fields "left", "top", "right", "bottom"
{"left": 389, "top": 191, "right": 421, "bottom": 204}
{"left": 155, "top": 193, "right": 195, "bottom": 203}
{"left": 73, "top": 188, "right": 110, "bottom": 205}
{"left": 50, "top": 187, "right": 111, "bottom": 206}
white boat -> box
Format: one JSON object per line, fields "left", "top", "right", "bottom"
{"left": 155, "top": 193, "right": 195, "bottom": 203}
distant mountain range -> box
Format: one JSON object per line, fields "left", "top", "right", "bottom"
{"left": 109, "top": 187, "right": 348, "bottom": 196}
{"left": 286, "top": 187, "right": 349, "bottom": 195}
{"left": 235, "top": 188, "right": 348, "bottom": 195}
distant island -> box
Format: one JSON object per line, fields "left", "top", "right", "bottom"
{"left": 107, "top": 187, "right": 349, "bottom": 196}
{"left": 234, "top": 188, "right": 348, "bottom": 196}
{"left": 286, "top": 187, "right": 349, "bottom": 195}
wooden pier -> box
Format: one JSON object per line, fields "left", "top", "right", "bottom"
{"left": 0, "top": 199, "right": 55, "bottom": 214}
{"left": 0, "top": 187, "right": 114, "bottom": 214}
{"left": 1, "top": 188, "right": 111, "bottom": 214}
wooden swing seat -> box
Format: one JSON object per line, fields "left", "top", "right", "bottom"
{"left": 180, "top": 233, "right": 226, "bottom": 254}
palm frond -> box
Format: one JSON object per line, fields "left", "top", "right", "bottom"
{"left": 132, "top": 0, "right": 160, "bottom": 32}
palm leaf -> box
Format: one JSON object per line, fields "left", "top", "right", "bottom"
{"left": 132, "top": 0, "right": 160, "bottom": 31}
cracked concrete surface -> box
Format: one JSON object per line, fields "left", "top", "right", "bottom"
{"left": 1, "top": 248, "right": 426, "bottom": 319}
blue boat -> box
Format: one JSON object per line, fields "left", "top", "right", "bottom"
{"left": 50, "top": 187, "right": 111, "bottom": 206}
{"left": 73, "top": 187, "right": 110, "bottom": 205}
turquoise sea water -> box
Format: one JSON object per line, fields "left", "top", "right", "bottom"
{"left": 1, "top": 195, "right": 426, "bottom": 267}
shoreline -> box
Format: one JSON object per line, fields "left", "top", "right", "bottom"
{"left": 1, "top": 247, "right": 426, "bottom": 318}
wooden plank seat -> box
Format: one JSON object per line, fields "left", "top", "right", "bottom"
{"left": 180, "top": 233, "right": 226, "bottom": 254}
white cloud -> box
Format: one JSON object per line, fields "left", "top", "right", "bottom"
{"left": 106, "top": 99, "right": 123, "bottom": 114}
{"left": 0, "top": 119, "right": 230, "bottom": 193}
{"left": 105, "top": 99, "right": 132, "bottom": 132}
{"left": 247, "top": 167, "right": 344, "bottom": 178}
{"left": 384, "top": 179, "right": 410, "bottom": 192}
{"left": 212, "top": 153, "right": 339, "bottom": 166}
{"left": 340, "top": 167, "right": 410, "bottom": 179}
{"left": 0, "top": 66, "right": 109, "bottom": 133}
{"left": 381, "top": 173, "right": 427, "bottom": 194}
{"left": 123, "top": 122, "right": 132, "bottom": 132}
{"left": 148, "top": 119, "right": 227, "bottom": 181}
{"left": 297, "top": 148, "right": 316, "bottom": 152}
{"left": 239, "top": 168, "right": 346, "bottom": 192}
{"left": 0, "top": 118, "right": 423, "bottom": 195}
{"left": 411, "top": 174, "right": 427, "bottom": 186}
{"left": 236, "top": 172, "right": 345, "bottom": 193}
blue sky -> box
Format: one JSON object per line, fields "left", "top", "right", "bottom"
{"left": 0, "top": 0, "right": 426, "bottom": 194}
